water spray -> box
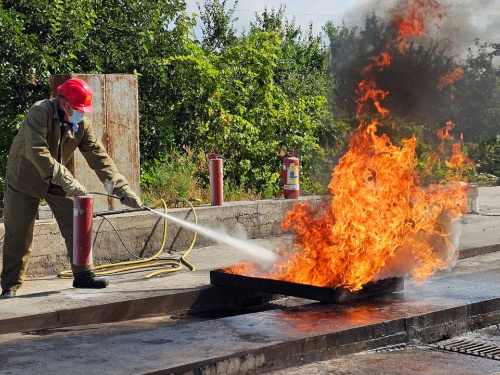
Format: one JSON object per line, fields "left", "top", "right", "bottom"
{"left": 143, "top": 206, "right": 278, "bottom": 267}
{"left": 68, "top": 192, "right": 278, "bottom": 279}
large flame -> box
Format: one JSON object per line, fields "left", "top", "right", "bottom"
{"left": 225, "top": 0, "right": 472, "bottom": 291}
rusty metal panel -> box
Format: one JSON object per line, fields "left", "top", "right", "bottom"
{"left": 104, "top": 74, "right": 140, "bottom": 210}
{"left": 50, "top": 74, "right": 140, "bottom": 212}
{"left": 210, "top": 269, "right": 404, "bottom": 303}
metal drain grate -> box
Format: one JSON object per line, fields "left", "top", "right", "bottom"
{"left": 431, "top": 338, "right": 500, "bottom": 360}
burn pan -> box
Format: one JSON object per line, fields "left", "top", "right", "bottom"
{"left": 210, "top": 269, "right": 404, "bottom": 304}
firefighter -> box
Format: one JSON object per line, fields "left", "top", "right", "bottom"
{"left": 0, "top": 78, "right": 142, "bottom": 299}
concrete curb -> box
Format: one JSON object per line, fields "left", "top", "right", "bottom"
{"left": 458, "top": 244, "right": 500, "bottom": 259}
{"left": 2, "top": 289, "right": 499, "bottom": 375}
{"left": 0, "top": 285, "right": 272, "bottom": 335}
{"left": 154, "top": 297, "right": 500, "bottom": 375}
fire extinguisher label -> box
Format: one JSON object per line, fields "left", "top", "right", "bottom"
{"left": 284, "top": 184, "right": 299, "bottom": 190}
{"left": 288, "top": 163, "right": 299, "bottom": 184}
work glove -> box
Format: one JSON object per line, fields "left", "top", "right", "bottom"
{"left": 52, "top": 163, "right": 87, "bottom": 197}
{"left": 115, "top": 185, "right": 142, "bottom": 208}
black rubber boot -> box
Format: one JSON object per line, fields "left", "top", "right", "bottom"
{"left": 73, "top": 271, "right": 109, "bottom": 289}
{"left": 0, "top": 290, "right": 16, "bottom": 299}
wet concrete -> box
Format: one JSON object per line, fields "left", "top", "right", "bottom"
{"left": 1, "top": 250, "right": 500, "bottom": 374}
{"left": 0, "top": 236, "right": 291, "bottom": 334}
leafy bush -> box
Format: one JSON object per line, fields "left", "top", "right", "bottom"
{"left": 468, "top": 136, "right": 500, "bottom": 183}
{"left": 141, "top": 153, "right": 204, "bottom": 206}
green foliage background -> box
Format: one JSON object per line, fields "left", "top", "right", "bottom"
{"left": 1, "top": 0, "right": 499, "bottom": 200}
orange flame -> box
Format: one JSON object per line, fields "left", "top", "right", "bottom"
{"left": 437, "top": 120, "right": 455, "bottom": 151}
{"left": 423, "top": 122, "right": 473, "bottom": 184}
{"left": 437, "top": 68, "right": 464, "bottom": 91}
{"left": 356, "top": 52, "right": 392, "bottom": 117}
{"left": 437, "top": 68, "right": 464, "bottom": 100}
{"left": 268, "top": 123, "right": 468, "bottom": 290}
{"left": 224, "top": 261, "right": 258, "bottom": 275}
{"left": 226, "top": 0, "right": 471, "bottom": 291}
{"left": 391, "top": 0, "right": 442, "bottom": 54}
{"left": 446, "top": 143, "right": 473, "bottom": 170}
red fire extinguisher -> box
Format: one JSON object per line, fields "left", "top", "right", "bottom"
{"left": 73, "top": 195, "right": 94, "bottom": 266}
{"left": 208, "top": 153, "right": 224, "bottom": 206}
{"left": 282, "top": 156, "right": 300, "bottom": 199}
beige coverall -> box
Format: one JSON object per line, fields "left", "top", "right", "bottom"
{"left": 1, "top": 98, "right": 130, "bottom": 291}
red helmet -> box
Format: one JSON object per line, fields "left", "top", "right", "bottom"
{"left": 57, "top": 78, "right": 94, "bottom": 112}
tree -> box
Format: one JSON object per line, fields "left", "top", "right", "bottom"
{"left": 151, "top": 6, "right": 342, "bottom": 195}
{"left": 197, "top": 0, "right": 239, "bottom": 53}
{"left": 157, "top": 28, "right": 329, "bottom": 195}
{"left": 453, "top": 40, "right": 500, "bottom": 143}
{"left": 0, "top": 0, "right": 190, "bottom": 179}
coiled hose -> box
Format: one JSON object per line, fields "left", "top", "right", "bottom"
{"left": 58, "top": 196, "right": 198, "bottom": 279}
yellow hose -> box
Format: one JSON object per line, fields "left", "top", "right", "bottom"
{"left": 58, "top": 198, "right": 198, "bottom": 278}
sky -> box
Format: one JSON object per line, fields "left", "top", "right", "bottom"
{"left": 184, "top": 0, "right": 500, "bottom": 58}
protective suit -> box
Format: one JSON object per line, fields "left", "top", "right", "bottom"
{"left": 1, "top": 79, "right": 141, "bottom": 295}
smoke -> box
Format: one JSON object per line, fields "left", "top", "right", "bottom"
{"left": 343, "top": 0, "right": 500, "bottom": 58}
{"left": 373, "top": 208, "right": 462, "bottom": 281}
{"left": 424, "top": 0, "right": 500, "bottom": 58}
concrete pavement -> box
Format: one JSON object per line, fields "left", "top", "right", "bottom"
{"left": 1, "top": 249, "right": 500, "bottom": 374}
{"left": 0, "top": 187, "right": 498, "bottom": 374}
